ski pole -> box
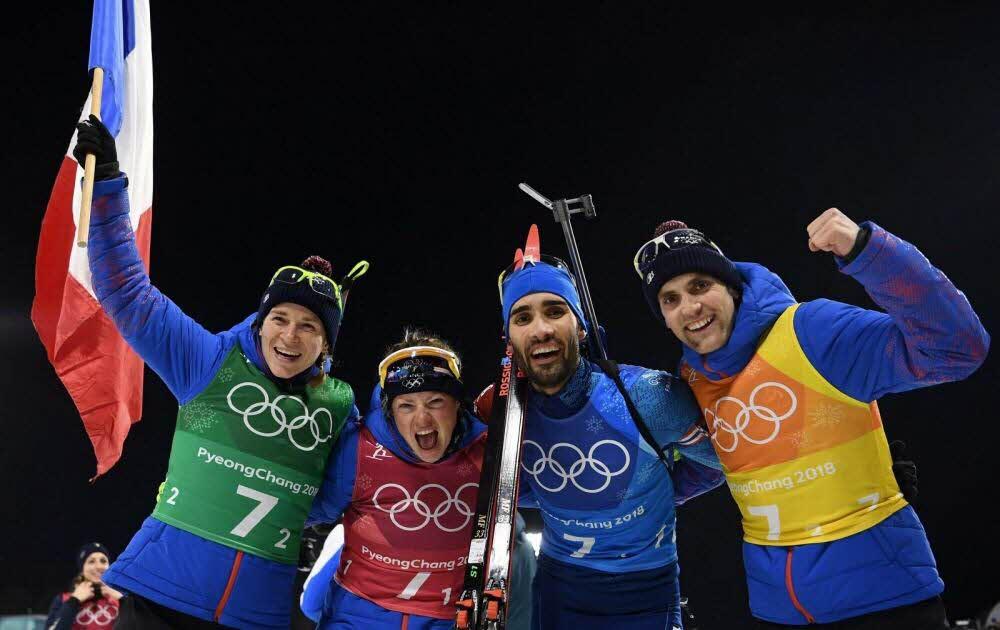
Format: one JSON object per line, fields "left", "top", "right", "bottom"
{"left": 517, "top": 183, "right": 604, "bottom": 360}
{"left": 518, "top": 184, "right": 674, "bottom": 473}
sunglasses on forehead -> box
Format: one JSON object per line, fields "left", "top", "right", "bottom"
{"left": 378, "top": 345, "right": 463, "bottom": 389}
{"left": 632, "top": 229, "right": 726, "bottom": 278}
{"left": 269, "top": 265, "right": 343, "bottom": 309}
{"left": 496, "top": 254, "right": 575, "bottom": 304}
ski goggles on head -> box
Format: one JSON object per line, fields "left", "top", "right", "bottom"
{"left": 496, "top": 254, "right": 575, "bottom": 304}
{"left": 270, "top": 265, "right": 343, "bottom": 310}
{"left": 378, "top": 345, "right": 463, "bottom": 390}
{"left": 632, "top": 229, "right": 726, "bottom": 278}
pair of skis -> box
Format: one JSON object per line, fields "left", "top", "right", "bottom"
{"left": 454, "top": 341, "right": 527, "bottom": 630}
{"left": 454, "top": 226, "right": 540, "bottom": 630}
{"left": 454, "top": 186, "right": 602, "bottom": 630}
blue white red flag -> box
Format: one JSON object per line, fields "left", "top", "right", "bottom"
{"left": 32, "top": 0, "right": 153, "bottom": 477}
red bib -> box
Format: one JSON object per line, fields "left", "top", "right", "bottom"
{"left": 60, "top": 594, "right": 119, "bottom": 629}
{"left": 338, "top": 427, "right": 486, "bottom": 619}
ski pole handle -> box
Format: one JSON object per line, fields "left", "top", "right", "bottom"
{"left": 550, "top": 196, "right": 605, "bottom": 360}
{"left": 518, "top": 183, "right": 553, "bottom": 209}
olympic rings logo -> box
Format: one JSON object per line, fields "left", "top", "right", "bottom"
{"left": 521, "top": 439, "right": 631, "bottom": 494}
{"left": 705, "top": 382, "right": 797, "bottom": 452}
{"left": 227, "top": 382, "right": 334, "bottom": 452}
{"left": 372, "top": 482, "right": 478, "bottom": 532}
{"left": 76, "top": 602, "right": 118, "bottom": 625}
{"left": 402, "top": 374, "right": 424, "bottom": 389}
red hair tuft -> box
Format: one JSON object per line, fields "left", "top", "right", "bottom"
{"left": 301, "top": 255, "right": 333, "bottom": 278}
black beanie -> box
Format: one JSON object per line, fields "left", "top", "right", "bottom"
{"left": 381, "top": 354, "right": 465, "bottom": 405}
{"left": 255, "top": 256, "right": 343, "bottom": 348}
{"left": 638, "top": 220, "right": 742, "bottom": 322}
{"left": 77, "top": 542, "right": 111, "bottom": 571}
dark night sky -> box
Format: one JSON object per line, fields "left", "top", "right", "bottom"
{"left": 2, "top": 4, "right": 999, "bottom": 627}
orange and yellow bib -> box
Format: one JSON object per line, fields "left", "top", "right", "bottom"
{"left": 682, "top": 304, "right": 905, "bottom": 546}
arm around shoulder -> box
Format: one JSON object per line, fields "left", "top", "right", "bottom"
{"left": 628, "top": 369, "right": 721, "bottom": 470}
{"left": 307, "top": 415, "right": 361, "bottom": 526}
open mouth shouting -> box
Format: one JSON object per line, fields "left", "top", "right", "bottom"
{"left": 390, "top": 391, "right": 461, "bottom": 462}
{"left": 414, "top": 427, "right": 439, "bottom": 452}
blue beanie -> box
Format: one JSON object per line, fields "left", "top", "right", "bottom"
{"left": 501, "top": 262, "right": 588, "bottom": 336}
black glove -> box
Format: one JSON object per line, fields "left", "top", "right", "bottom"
{"left": 890, "top": 440, "right": 918, "bottom": 503}
{"left": 73, "top": 114, "right": 120, "bottom": 181}
{"left": 298, "top": 523, "right": 334, "bottom": 573}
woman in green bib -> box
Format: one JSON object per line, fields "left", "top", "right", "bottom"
{"left": 77, "top": 116, "right": 366, "bottom": 628}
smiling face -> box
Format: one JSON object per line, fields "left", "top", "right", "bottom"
{"left": 81, "top": 552, "right": 109, "bottom": 583}
{"left": 391, "top": 391, "right": 461, "bottom": 463}
{"left": 507, "top": 292, "right": 585, "bottom": 395}
{"left": 259, "top": 303, "right": 328, "bottom": 378}
{"left": 658, "top": 272, "right": 737, "bottom": 354}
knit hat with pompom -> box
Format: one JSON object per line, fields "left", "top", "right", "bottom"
{"left": 256, "top": 255, "right": 343, "bottom": 344}
{"left": 636, "top": 220, "right": 741, "bottom": 322}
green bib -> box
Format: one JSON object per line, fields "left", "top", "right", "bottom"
{"left": 152, "top": 346, "right": 353, "bottom": 563}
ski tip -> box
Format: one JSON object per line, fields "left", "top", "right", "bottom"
{"left": 523, "top": 224, "right": 540, "bottom": 264}
{"left": 512, "top": 247, "right": 525, "bottom": 271}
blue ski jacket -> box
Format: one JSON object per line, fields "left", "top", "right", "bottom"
{"left": 87, "top": 175, "right": 359, "bottom": 629}
{"left": 679, "top": 223, "right": 989, "bottom": 624}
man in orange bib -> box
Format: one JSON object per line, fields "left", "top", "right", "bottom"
{"left": 632, "top": 209, "right": 989, "bottom": 628}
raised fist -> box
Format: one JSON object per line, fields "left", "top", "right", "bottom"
{"left": 806, "top": 208, "right": 861, "bottom": 258}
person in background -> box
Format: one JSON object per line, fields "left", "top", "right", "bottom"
{"left": 45, "top": 543, "right": 122, "bottom": 629}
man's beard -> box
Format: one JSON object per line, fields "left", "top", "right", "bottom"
{"left": 515, "top": 334, "right": 581, "bottom": 394}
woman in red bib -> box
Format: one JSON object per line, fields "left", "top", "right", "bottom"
{"left": 307, "top": 330, "right": 491, "bottom": 629}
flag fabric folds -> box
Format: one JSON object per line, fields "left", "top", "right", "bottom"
{"left": 32, "top": 0, "right": 153, "bottom": 477}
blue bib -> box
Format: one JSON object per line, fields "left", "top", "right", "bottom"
{"left": 522, "top": 366, "right": 679, "bottom": 572}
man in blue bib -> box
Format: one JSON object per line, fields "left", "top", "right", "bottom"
{"left": 494, "top": 233, "right": 724, "bottom": 630}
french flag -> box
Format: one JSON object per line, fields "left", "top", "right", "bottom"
{"left": 32, "top": 0, "right": 153, "bottom": 477}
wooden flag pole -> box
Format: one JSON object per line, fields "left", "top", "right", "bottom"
{"left": 76, "top": 67, "right": 104, "bottom": 248}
